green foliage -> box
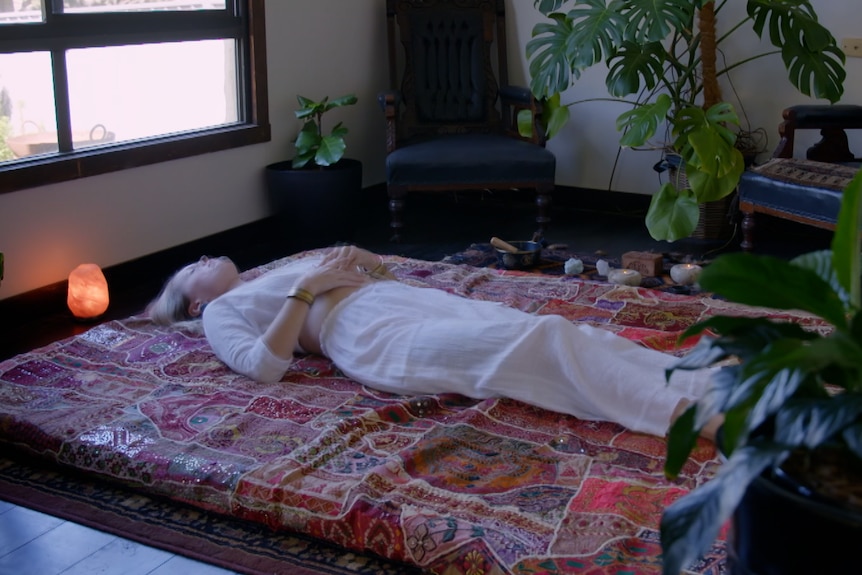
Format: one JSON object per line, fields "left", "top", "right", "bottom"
{"left": 0, "top": 115, "right": 15, "bottom": 162}
{"left": 522, "top": 0, "right": 846, "bottom": 241}
{"left": 644, "top": 182, "right": 699, "bottom": 242}
{"left": 291, "top": 94, "right": 358, "bottom": 169}
{"left": 659, "top": 170, "right": 862, "bottom": 574}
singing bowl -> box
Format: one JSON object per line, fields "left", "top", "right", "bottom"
{"left": 495, "top": 241, "right": 542, "bottom": 270}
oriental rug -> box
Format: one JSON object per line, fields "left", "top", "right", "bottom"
{"left": 0, "top": 452, "right": 422, "bottom": 575}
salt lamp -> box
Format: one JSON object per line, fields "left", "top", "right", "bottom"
{"left": 67, "top": 263, "right": 109, "bottom": 319}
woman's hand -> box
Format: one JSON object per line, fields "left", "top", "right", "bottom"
{"left": 320, "top": 245, "right": 382, "bottom": 273}
{"left": 296, "top": 253, "right": 367, "bottom": 296}
{"left": 260, "top": 253, "right": 367, "bottom": 364}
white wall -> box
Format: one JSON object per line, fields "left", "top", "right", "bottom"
{"left": 0, "top": 0, "right": 859, "bottom": 298}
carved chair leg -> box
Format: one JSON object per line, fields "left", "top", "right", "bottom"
{"left": 740, "top": 210, "right": 755, "bottom": 252}
{"left": 535, "top": 187, "right": 552, "bottom": 241}
{"left": 388, "top": 192, "right": 405, "bottom": 243}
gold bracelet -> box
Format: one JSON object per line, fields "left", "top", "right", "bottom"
{"left": 370, "top": 260, "right": 388, "bottom": 277}
{"left": 286, "top": 287, "right": 315, "bottom": 306}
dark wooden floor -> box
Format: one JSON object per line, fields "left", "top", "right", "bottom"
{"left": 0, "top": 187, "right": 833, "bottom": 362}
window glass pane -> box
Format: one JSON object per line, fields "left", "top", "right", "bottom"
{"left": 0, "top": 0, "right": 43, "bottom": 24}
{"left": 0, "top": 52, "right": 58, "bottom": 161}
{"left": 66, "top": 40, "right": 238, "bottom": 146}
{"left": 0, "top": 0, "right": 266, "bottom": 194}
{"left": 62, "top": 0, "right": 226, "bottom": 13}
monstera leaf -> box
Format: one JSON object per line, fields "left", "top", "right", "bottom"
{"left": 644, "top": 183, "right": 699, "bottom": 242}
{"left": 605, "top": 40, "right": 668, "bottom": 97}
{"left": 527, "top": 0, "right": 626, "bottom": 98}
{"left": 616, "top": 94, "right": 671, "bottom": 147}
{"left": 748, "top": 0, "right": 846, "bottom": 103}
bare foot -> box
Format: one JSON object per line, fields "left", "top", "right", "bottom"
{"left": 670, "top": 398, "right": 724, "bottom": 442}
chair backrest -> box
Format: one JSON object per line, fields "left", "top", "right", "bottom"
{"left": 386, "top": 0, "right": 508, "bottom": 139}
{"left": 775, "top": 105, "right": 862, "bottom": 163}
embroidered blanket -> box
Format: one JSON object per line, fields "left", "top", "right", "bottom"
{"left": 0, "top": 252, "right": 829, "bottom": 574}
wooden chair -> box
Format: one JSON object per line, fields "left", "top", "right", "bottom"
{"left": 379, "top": 0, "right": 556, "bottom": 242}
{"left": 738, "top": 105, "right": 862, "bottom": 251}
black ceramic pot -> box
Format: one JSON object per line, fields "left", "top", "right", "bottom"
{"left": 728, "top": 464, "right": 862, "bottom": 574}
{"left": 265, "top": 158, "right": 362, "bottom": 249}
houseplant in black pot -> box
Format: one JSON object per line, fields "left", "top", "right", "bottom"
{"left": 521, "top": 0, "right": 845, "bottom": 241}
{"left": 265, "top": 93, "right": 361, "bottom": 248}
{"left": 659, "top": 169, "right": 862, "bottom": 574}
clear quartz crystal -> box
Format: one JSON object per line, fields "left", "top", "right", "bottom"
{"left": 596, "top": 259, "right": 610, "bottom": 276}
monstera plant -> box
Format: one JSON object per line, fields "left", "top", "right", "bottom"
{"left": 660, "top": 169, "right": 862, "bottom": 573}
{"left": 522, "top": 0, "right": 846, "bottom": 241}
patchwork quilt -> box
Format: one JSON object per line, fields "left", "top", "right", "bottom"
{"left": 0, "top": 251, "right": 830, "bottom": 574}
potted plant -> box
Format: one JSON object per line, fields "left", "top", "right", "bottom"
{"left": 521, "top": 0, "right": 846, "bottom": 241}
{"left": 265, "top": 93, "right": 362, "bottom": 247}
{"left": 659, "top": 169, "right": 862, "bottom": 574}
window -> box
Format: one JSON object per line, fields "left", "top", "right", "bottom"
{"left": 0, "top": 0, "right": 269, "bottom": 194}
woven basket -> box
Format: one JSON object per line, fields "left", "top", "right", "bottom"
{"left": 667, "top": 155, "right": 734, "bottom": 240}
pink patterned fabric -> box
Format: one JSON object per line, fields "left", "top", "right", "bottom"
{"left": 0, "top": 251, "right": 829, "bottom": 574}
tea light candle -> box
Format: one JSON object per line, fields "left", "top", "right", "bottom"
{"left": 670, "top": 263, "right": 703, "bottom": 285}
{"left": 608, "top": 268, "right": 642, "bottom": 286}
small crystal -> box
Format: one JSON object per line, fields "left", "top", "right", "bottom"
{"left": 596, "top": 259, "right": 611, "bottom": 276}
{"left": 564, "top": 258, "right": 584, "bottom": 275}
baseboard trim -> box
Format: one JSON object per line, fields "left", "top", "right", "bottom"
{"left": 361, "top": 182, "right": 652, "bottom": 214}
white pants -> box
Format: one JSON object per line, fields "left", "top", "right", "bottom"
{"left": 320, "top": 281, "right": 711, "bottom": 436}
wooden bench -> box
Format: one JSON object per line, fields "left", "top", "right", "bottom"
{"left": 738, "top": 105, "right": 862, "bottom": 251}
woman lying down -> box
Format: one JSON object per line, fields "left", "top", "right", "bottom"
{"left": 149, "top": 245, "right": 720, "bottom": 439}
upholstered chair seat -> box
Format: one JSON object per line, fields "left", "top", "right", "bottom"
{"left": 386, "top": 134, "right": 556, "bottom": 188}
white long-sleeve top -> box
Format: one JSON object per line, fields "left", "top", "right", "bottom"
{"left": 202, "top": 257, "right": 322, "bottom": 383}
{"left": 201, "top": 256, "right": 714, "bottom": 436}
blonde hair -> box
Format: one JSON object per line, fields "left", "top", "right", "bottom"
{"left": 147, "top": 270, "right": 194, "bottom": 326}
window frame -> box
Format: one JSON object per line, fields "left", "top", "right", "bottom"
{"left": 0, "top": 0, "right": 270, "bottom": 195}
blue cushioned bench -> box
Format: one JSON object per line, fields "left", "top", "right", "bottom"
{"left": 738, "top": 105, "right": 862, "bottom": 252}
